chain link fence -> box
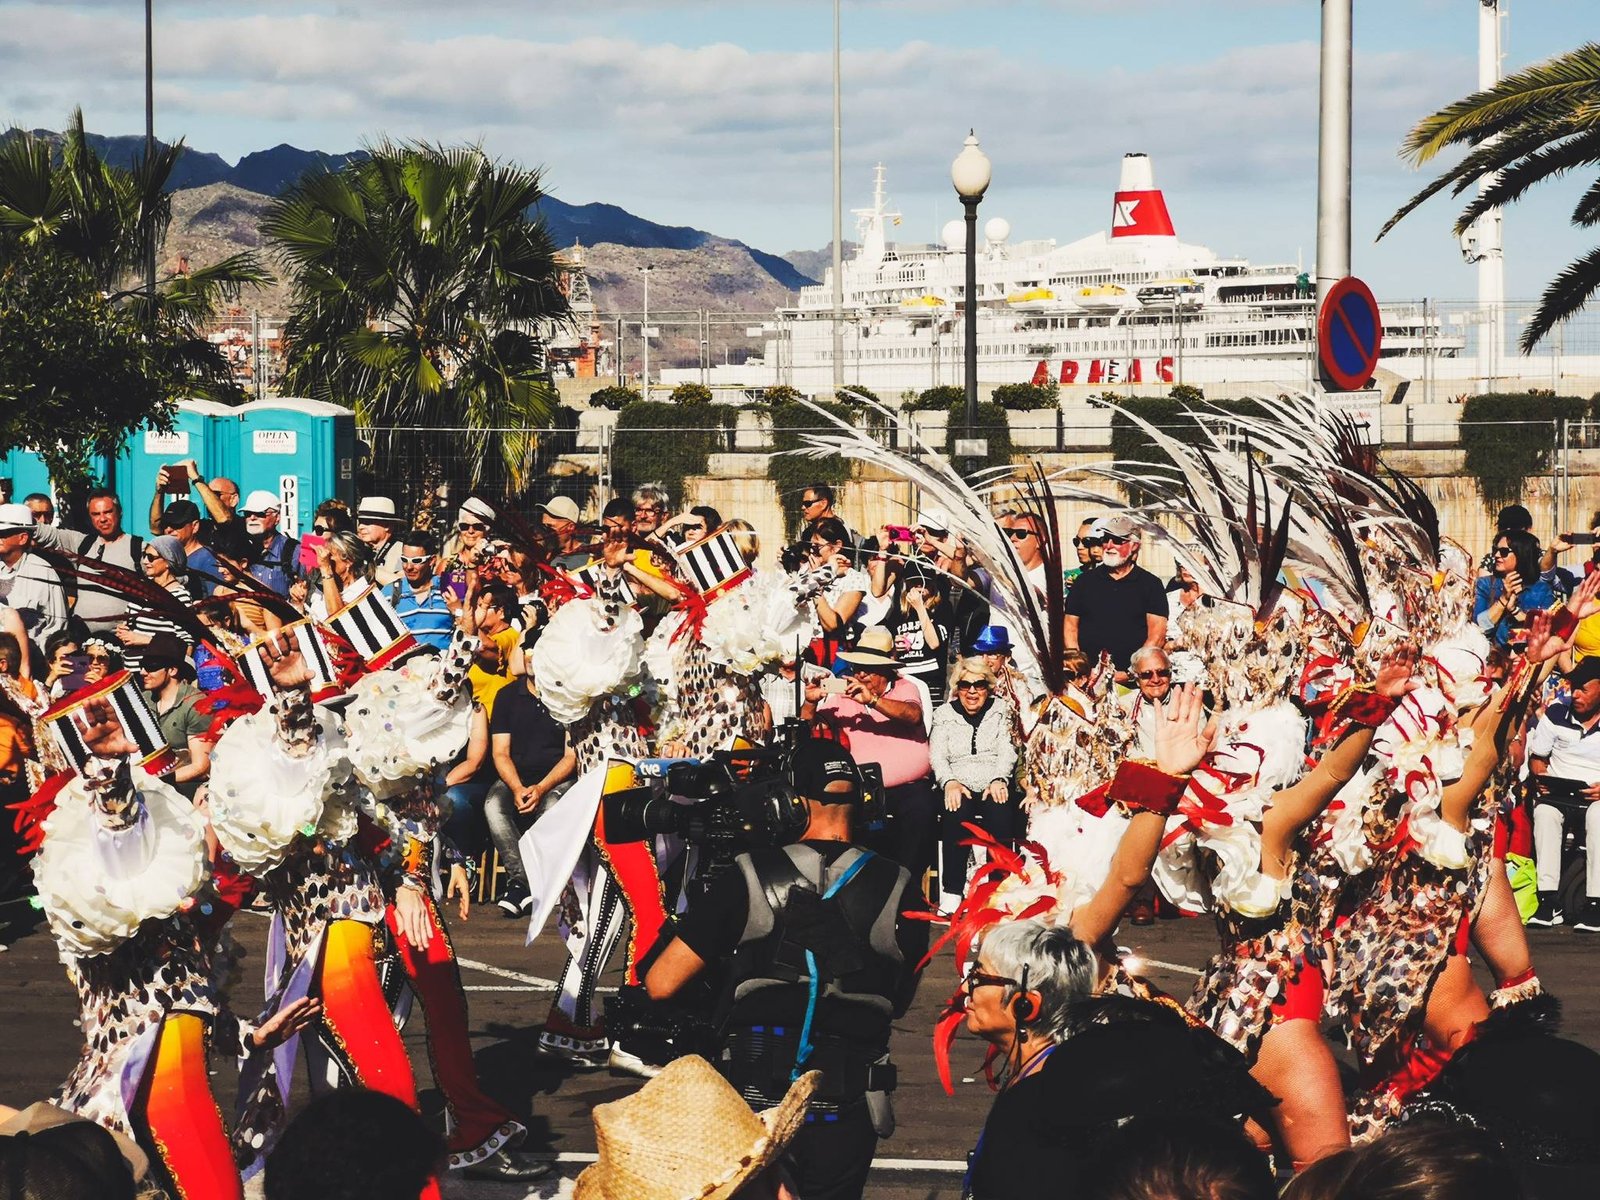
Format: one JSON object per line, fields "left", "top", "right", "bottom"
{"left": 344, "top": 410, "right": 1600, "bottom": 576}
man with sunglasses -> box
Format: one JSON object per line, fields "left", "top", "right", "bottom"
{"left": 240, "top": 490, "right": 302, "bottom": 597}
{"left": 1063, "top": 518, "right": 1103, "bottom": 592}
{"left": 388, "top": 530, "right": 454, "bottom": 653}
{"left": 1063, "top": 514, "right": 1167, "bottom": 683}
{"left": 799, "top": 482, "right": 858, "bottom": 548}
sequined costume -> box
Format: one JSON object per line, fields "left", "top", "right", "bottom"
{"left": 207, "top": 680, "right": 431, "bottom": 1190}
{"left": 35, "top": 754, "right": 249, "bottom": 1200}
{"left": 345, "top": 631, "right": 529, "bottom": 1170}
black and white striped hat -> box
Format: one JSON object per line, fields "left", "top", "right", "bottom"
{"left": 325, "top": 585, "right": 419, "bottom": 669}
{"left": 674, "top": 527, "right": 751, "bottom": 600}
{"left": 42, "top": 670, "right": 174, "bottom": 776}
{"left": 236, "top": 617, "right": 342, "bottom": 703}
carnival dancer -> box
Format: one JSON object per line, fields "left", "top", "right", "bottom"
{"left": 23, "top": 680, "right": 318, "bottom": 1200}
{"left": 206, "top": 632, "right": 437, "bottom": 1194}
{"left": 525, "top": 562, "right": 651, "bottom": 1065}
{"left": 335, "top": 625, "right": 548, "bottom": 1180}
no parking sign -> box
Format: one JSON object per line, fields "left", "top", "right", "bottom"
{"left": 1318, "top": 277, "right": 1383, "bottom": 393}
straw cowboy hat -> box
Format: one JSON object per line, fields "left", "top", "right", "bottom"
{"left": 836, "top": 626, "right": 899, "bottom": 670}
{"left": 574, "top": 1055, "right": 819, "bottom": 1200}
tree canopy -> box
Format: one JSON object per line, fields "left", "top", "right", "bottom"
{"left": 0, "top": 111, "right": 266, "bottom": 485}
{"left": 264, "top": 141, "right": 572, "bottom": 492}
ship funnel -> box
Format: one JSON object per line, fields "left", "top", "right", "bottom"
{"left": 1111, "top": 152, "right": 1176, "bottom": 239}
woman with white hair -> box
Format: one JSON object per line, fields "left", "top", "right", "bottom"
{"left": 961, "top": 917, "right": 1276, "bottom": 1199}
{"left": 307, "top": 530, "right": 375, "bottom": 622}
{"left": 931, "top": 657, "right": 1018, "bottom": 913}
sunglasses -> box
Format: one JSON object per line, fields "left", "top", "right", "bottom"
{"left": 1073, "top": 536, "right": 1105, "bottom": 548}
{"left": 141, "top": 551, "right": 162, "bottom": 562}
{"left": 806, "top": 543, "right": 829, "bottom": 556}
{"left": 240, "top": 510, "right": 272, "bottom": 519}
{"left": 400, "top": 554, "right": 431, "bottom": 565}
{"left": 961, "top": 965, "right": 1020, "bottom": 994}
{"left": 1136, "top": 669, "right": 1172, "bottom": 681}
{"left": 956, "top": 680, "right": 991, "bottom": 691}
{"left": 681, "top": 523, "right": 706, "bottom": 534}
{"left": 1103, "top": 534, "right": 1136, "bottom": 546}
{"left": 1491, "top": 546, "right": 1513, "bottom": 557}
{"left": 458, "top": 521, "right": 487, "bottom": 532}
{"left": 800, "top": 497, "right": 824, "bottom": 508}
{"left": 1004, "top": 528, "right": 1036, "bottom": 541}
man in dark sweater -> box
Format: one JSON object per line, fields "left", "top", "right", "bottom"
{"left": 1063, "top": 514, "right": 1168, "bottom": 683}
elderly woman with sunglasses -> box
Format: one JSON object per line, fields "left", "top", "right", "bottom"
{"left": 931, "top": 658, "right": 1019, "bottom": 914}
{"left": 115, "top": 535, "right": 195, "bottom": 672}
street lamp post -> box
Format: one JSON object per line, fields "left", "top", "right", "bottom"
{"left": 639, "top": 265, "right": 653, "bottom": 401}
{"left": 951, "top": 131, "right": 991, "bottom": 472}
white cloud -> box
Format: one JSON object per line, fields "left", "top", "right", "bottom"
{"left": 3, "top": 1, "right": 1568, "bottom": 299}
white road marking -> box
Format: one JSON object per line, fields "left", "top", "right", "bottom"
{"left": 525, "top": 1152, "right": 964, "bottom": 1173}
{"left": 1134, "top": 956, "right": 1203, "bottom": 977}
{"left": 455, "top": 957, "right": 561, "bottom": 989}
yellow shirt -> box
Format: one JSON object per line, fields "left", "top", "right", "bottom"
{"left": 468, "top": 626, "right": 521, "bottom": 715}
{"left": 1574, "top": 611, "right": 1600, "bottom": 662}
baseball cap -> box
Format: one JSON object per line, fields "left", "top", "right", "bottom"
{"left": 915, "top": 506, "right": 951, "bottom": 534}
{"left": 791, "top": 738, "right": 861, "bottom": 803}
{"left": 160, "top": 498, "right": 201, "bottom": 528}
{"left": 1089, "top": 514, "right": 1137, "bottom": 541}
{"left": 1566, "top": 657, "right": 1600, "bottom": 689}
{"left": 540, "top": 495, "right": 582, "bottom": 523}
{"left": 242, "top": 490, "right": 280, "bottom": 514}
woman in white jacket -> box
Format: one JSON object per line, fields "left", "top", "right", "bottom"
{"left": 931, "top": 658, "right": 1019, "bottom": 913}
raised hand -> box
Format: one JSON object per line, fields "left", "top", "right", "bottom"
{"left": 1524, "top": 610, "right": 1569, "bottom": 665}
{"left": 258, "top": 629, "right": 313, "bottom": 692}
{"left": 1567, "top": 569, "right": 1600, "bottom": 622}
{"left": 77, "top": 697, "right": 139, "bottom": 759}
{"left": 1373, "top": 643, "right": 1421, "bottom": 698}
{"left": 1153, "top": 683, "right": 1216, "bottom": 776}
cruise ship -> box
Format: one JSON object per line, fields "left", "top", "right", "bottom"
{"left": 677, "top": 154, "right": 1465, "bottom": 398}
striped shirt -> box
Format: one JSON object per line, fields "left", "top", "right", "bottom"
{"left": 388, "top": 576, "right": 456, "bottom": 652}
{"left": 124, "top": 580, "right": 194, "bottom": 671}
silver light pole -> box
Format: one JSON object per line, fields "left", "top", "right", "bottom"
{"left": 144, "top": 0, "right": 157, "bottom": 320}
{"left": 640, "top": 265, "right": 652, "bottom": 401}
{"left": 831, "top": 0, "right": 844, "bottom": 398}
{"left": 951, "top": 132, "right": 991, "bottom": 471}
{"left": 1314, "top": 0, "right": 1352, "bottom": 310}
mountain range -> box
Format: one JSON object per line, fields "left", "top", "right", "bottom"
{"left": 11, "top": 129, "right": 819, "bottom": 297}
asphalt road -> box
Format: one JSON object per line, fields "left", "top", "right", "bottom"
{"left": 4, "top": 896, "right": 1599, "bottom": 1199}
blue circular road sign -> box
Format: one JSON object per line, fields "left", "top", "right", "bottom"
{"left": 1318, "top": 277, "right": 1383, "bottom": 392}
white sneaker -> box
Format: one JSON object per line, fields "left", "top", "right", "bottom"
{"left": 608, "top": 1043, "right": 663, "bottom": 1079}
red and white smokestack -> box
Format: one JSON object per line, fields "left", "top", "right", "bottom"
{"left": 1110, "top": 152, "right": 1176, "bottom": 239}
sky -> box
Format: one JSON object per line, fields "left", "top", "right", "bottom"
{"left": 1, "top": 0, "right": 1590, "bottom": 301}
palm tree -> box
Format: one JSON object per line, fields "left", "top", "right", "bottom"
{"left": 263, "top": 141, "right": 571, "bottom": 496}
{"left": 0, "top": 111, "right": 269, "bottom": 485}
{"left": 1379, "top": 43, "right": 1600, "bottom": 352}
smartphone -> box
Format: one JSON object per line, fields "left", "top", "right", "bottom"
{"left": 887, "top": 525, "right": 913, "bottom": 543}
{"left": 61, "top": 654, "right": 93, "bottom": 695}
{"left": 1564, "top": 532, "right": 1598, "bottom": 546}
{"left": 819, "top": 675, "right": 849, "bottom": 696}
{"left": 299, "top": 533, "right": 326, "bottom": 573}
{"left": 162, "top": 464, "right": 190, "bottom": 493}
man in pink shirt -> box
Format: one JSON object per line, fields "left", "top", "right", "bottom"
{"left": 802, "top": 627, "right": 937, "bottom": 887}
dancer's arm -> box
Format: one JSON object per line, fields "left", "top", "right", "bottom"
{"left": 1070, "top": 684, "right": 1211, "bottom": 948}
{"left": 1261, "top": 646, "right": 1416, "bottom": 877}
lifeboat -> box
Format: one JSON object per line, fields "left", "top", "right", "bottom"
{"left": 1074, "top": 284, "right": 1130, "bottom": 311}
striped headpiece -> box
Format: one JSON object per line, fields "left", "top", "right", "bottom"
{"left": 325, "top": 585, "right": 420, "bottom": 670}
{"left": 673, "top": 528, "right": 751, "bottom": 600}
{"left": 42, "top": 670, "right": 174, "bottom": 776}
{"left": 236, "top": 617, "right": 342, "bottom": 704}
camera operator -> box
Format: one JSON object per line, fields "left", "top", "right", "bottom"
{"left": 645, "top": 739, "right": 927, "bottom": 1200}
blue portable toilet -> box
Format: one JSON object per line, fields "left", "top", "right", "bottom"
{"left": 112, "top": 399, "right": 244, "bottom": 535}
{"left": 0, "top": 447, "right": 54, "bottom": 506}
{"left": 235, "top": 398, "right": 357, "bottom": 539}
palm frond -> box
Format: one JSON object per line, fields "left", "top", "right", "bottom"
{"left": 1451, "top": 128, "right": 1600, "bottom": 235}
{"left": 1522, "top": 245, "right": 1600, "bottom": 351}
